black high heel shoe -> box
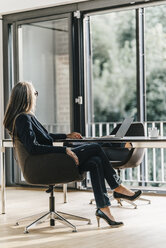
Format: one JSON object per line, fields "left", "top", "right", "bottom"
{"left": 113, "top": 190, "right": 142, "bottom": 201}
{"left": 95, "top": 209, "right": 124, "bottom": 228}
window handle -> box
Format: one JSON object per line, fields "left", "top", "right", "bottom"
{"left": 75, "top": 96, "right": 83, "bottom": 105}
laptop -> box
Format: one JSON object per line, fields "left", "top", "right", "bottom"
{"left": 99, "top": 116, "right": 133, "bottom": 139}
{"left": 113, "top": 116, "right": 134, "bottom": 138}
{"left": 66, "top": 117, "right": 133, "bottom": 147}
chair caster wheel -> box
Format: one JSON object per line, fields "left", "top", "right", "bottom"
{"left": 15, "top": 222, "right": 19, "bottom": 226}
{"left": 72, "top": 229, "right": 77, "bottom": 232}
{"left": 88, "top": 221, "right": 92, "bottom": 225}
{"left": 24, "top": 230, "right": 29, "bottom": 234}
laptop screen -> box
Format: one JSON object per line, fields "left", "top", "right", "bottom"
{"left": 115, "top": 117, "right": 133, "bottom": 138}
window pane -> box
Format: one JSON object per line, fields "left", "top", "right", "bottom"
{"left": 90, "top": 10, "right": 137, "bottom": 123}
{"left": 18, "top": 18, "right": 71, "bottom": 133}
{"left": 145, "top": 5, "right": 166, "bottom": 121}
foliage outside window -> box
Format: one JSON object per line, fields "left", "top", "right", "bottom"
{"left": 91, "top": 10, "right": 137, "bottom": 122}
{"left": 145, "top": 5, "right": 166, "bottom": 121}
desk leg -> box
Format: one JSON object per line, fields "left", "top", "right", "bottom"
{"left": 63, "top": 184, "right": 67, "bottom": 203}
{"left": 0, "top": 143, "right": 6, "bottom": 214}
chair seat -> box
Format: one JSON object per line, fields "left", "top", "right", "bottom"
{"left": 15, "top": 139, "right": 85, "bottom": 185}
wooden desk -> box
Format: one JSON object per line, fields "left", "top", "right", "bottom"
{"left": 1, "top": 136, "right": 166, "bottom": 214}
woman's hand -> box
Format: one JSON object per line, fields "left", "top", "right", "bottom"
{"left": 67, "top": 132, "right": 83, "bottom": 139}
{"left": 66, "top": 148, "right": 79, "bottom": 166}
{"left": 125, "top": 142, "right": 133, "bottom": 149}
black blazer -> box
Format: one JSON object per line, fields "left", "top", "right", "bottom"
{"left": 15, "top": 113, "right": 67, "bottom": 155}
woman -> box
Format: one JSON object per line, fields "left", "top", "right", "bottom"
{"left": 3, "top": 81, "right": 141, "bottom": 228}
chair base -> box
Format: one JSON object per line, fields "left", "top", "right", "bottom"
{"left": 16, "top": 210, "right": 91, "bottom": 233}
{"left": 89, "top": 194, "right": 151, "bottom": 209}
{"left": 114, "top": 196, "right": 151, "bottom": 209}
{"left": 16, "top": 185, "right": 91, "bottom": 233}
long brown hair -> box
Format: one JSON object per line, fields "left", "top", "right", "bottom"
{"left": 3, "top": 81, "right": 35, "bottom": 137}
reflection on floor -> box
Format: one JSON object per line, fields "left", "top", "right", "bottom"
{"left": 0, "top": 188, "right": 166, "bottom": 248}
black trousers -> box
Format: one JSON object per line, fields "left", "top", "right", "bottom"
{"left": 72, "top": 143, "right": 122, "bottom": 208}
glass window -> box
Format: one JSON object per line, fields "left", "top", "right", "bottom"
{"left": 87, "top": 10, "right": 137, "bottom": 125}
{"left": 18, "top": 18, "right": 71, "bottom": 133}
{"left": 145, "top": 5, "right": 166, "bottom": 121}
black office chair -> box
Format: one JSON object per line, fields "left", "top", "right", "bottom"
{"left": 14, "top": 138, "right": 91, "bottom": 233}
{"left": 90, "top": 122, "right": 151, "bottom": 208}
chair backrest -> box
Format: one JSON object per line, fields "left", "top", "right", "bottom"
{"left": 14, "top": 138, "right": 85, "bottom": 185}
{"left": 110, "top": 122, "right": 145, "bottom": 169}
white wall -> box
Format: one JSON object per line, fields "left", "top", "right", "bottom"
{"left": 0, "top": 19, "right": 4, "bottom": 141}
{"left": 0, "top": 0, "right": 88, "bottom": 16}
